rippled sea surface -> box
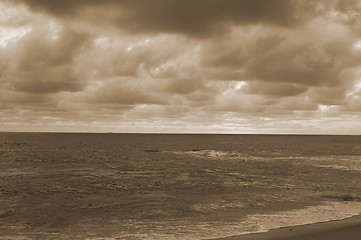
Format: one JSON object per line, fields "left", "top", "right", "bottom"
{"left": 0, "top": 133, "right": 360, "bottom": 239}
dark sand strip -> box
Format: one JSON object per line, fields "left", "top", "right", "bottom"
{"left": 209, "top": 215, "right": 361, "bottom": 240}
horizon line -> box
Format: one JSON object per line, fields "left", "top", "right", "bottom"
{"left": 0, "top": 131, "right": 360, "bottom": 136}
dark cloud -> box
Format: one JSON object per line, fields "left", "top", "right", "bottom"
{"left": 1, "top": 0, "right": 361, "bottom": 133}
{"left": 309, "top": 87, "right": 348, "bottom": 106}
{"left": 91, "top": 79, "right": 165, "bottom": 105}
{"left": 0, "top": 89, "right": 54, "bottom": 105}
{"left": 165, "top": 77, "right": 203, "bottom": 94}
{"left": 245, "top": 43, "right": 337, "bottom": 86}
{"left": 11, "top": 0, "right": 314, "bottom": 37}
{"left": 243, "top": 82, "right": 309, "bottom": 97}
{"left": 202, "top": 30, "right": 351, "bottom": 86}
{"left": 13, "top": 79, "right": 81, "bottom": 94}
{"left": 200, "top": 19, "right": 361, "bottom": 109}
{"left": 202, "top": 33, "right": 284, "bottom": 69}
{"left": 116, "top": 0, "right": 302, "bottom": 37}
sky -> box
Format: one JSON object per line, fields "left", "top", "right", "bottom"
{"left": 1, "top": 0, "right": 361, "bottom": 134}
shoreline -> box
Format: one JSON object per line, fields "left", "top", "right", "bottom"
{"left": 208, "top": 214, "right": 361, "bottom": 240}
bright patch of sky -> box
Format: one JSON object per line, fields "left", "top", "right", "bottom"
{"left": 48, "top": 20, "right": 62, "bottom": 40}
{"left": 93, "top": 37, "right": 109, "bottom": 46}
{"left": 234, "top": 81, "right": 247, "bottom": 90}
{"left": 0, "top": 26, "right": 32, "bottom": 47}
{"left": 353, "top": 40, "right": 361, "bottom": 50}
{"left": 318, "top": 104, "right": 337, "bottom": 112}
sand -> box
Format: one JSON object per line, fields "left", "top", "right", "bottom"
{"left": 209, "top": 214, "right": 361, "bottom": 240}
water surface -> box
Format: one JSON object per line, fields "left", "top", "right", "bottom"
{"left": 0, "top": 133, "right": 360, "bottom": 239}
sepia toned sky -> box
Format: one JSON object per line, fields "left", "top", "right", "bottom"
{"left": 1, "top": 0, "right": 361, "bottom": 134}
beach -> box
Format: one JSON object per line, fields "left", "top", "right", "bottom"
{"left": 211, "top": 215, "right": 361, "bottom": 240}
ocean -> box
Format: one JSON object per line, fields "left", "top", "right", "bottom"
{"left": 0, "top": 133, "right": 360, "bottom": 239}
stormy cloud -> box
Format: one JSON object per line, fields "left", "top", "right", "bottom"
{"left": 1, "top": 0, "right": 361, "bottom": 133}
{"left": 9, "top": 0, "right": 313, "bottom": 37}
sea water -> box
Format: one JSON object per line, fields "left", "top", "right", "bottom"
{"left": 0, "top": 133, "right": 360, "bottom": 239}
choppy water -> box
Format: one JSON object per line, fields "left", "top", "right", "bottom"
{"left": 0, "top": 133, "right": 360, "bottom": 239}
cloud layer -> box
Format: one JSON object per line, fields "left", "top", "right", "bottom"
{"left": 9, "top": 0, "right": 312, "bottom": 37}
{"left": 1, "top": 0, "right": 361, "bottom": 133}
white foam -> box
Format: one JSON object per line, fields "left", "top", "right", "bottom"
{"left": 174, "top": 149, "right": 249, "bottom": 161}
{"left": 242, "top": 201, "right": 361, "bottom": 233}
{"left": 88, "top": 201, "right": 361, "bottom": 240}
{"left": 309, "top": 156, "right": 361, "bottom": 171}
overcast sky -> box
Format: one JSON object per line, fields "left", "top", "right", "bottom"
{"left": 1, "top": 0, "right": 361, "bottom": 134}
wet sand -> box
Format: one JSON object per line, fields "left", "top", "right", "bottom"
{"left": 210, "top": 214, "right": 361, "bottom": 240}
